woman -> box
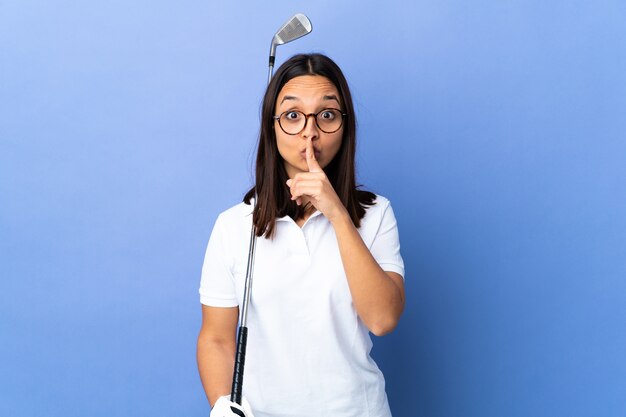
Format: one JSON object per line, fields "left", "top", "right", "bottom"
{"left": 197, "top": 53, "right": 405, "bottom": 417}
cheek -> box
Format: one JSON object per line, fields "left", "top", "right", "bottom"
{"left": 318, "top": 135, "right": 343, "bottom": 168}
{"left": 275, "top": 134, "right": 294, "bottom": 159}
{"left": 328, "top": 133, "right": 344, "bottom": 156}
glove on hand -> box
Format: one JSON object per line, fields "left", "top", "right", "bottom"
{"left": 210, "top": 395, "right": 255, "bottom": 417}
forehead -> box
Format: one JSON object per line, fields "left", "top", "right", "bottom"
{"left": 276, "top": 75, "right": 340, "bottom": 104}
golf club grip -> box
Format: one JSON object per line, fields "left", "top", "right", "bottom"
{"left": 230, "top": 325, "right": 248, "bottom": 405}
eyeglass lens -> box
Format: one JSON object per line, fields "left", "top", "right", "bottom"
{"left": 278, "top": 109, "right": 344, "bottom": 134}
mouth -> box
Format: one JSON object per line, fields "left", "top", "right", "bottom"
{"left": 300, "top": 149, "right": 321, "bottom": 159}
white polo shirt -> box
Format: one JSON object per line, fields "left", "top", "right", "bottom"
{"left": 200, "top": 195, "right": 404, "bottom": 417}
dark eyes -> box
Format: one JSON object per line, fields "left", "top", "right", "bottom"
{"left": 284, "top": 110, "right": 336, "bottom": 119}
{"left": 275, "top": 108, "right": 345, "bottom": 135}
{"left": 285, "top": 111, "right": 302, "bottom": 120}
{"left": 320, "top": 110, "right": 335, "bottom": 120}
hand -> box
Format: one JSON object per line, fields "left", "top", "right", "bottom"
{"left": 286, "top": 138, "right": 348, "bottom": 223}
{"left": 210, "top": 395, "right": 255, "bottom": 417}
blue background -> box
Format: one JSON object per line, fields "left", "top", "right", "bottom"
{"left": 1, "top": 1, "right": 625, "bottom": 416}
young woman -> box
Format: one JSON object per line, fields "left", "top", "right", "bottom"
{"left": 197, "top": 53, "right": 405, "bottom": 417}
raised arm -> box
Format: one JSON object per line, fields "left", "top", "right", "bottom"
{"left": 287, "top": 139, "right": 405, "bottom": 335}
{"left": 330, "top": 213, "right": 405, "bottom": 336}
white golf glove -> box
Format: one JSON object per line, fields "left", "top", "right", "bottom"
{"left": 210, "top": 395, "right": 255, "bottom": 417}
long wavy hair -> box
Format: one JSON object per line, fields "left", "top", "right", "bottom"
{"left": 244, "top": 53, "right": 375, "bottom": 238}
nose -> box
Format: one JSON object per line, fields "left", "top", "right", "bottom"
{"left": 301, "top": 114, "right": 319, "bottom": 140}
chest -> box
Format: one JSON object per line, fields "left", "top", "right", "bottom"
{"left": 231, "top": 216, "right": 351, "bottom": 310}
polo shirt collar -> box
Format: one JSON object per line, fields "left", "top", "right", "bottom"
{"left": 249, "top": 198, "right": 324, "bottom": 224}
{"left": 276, "top": 209, "right": 323, "bottom": 223}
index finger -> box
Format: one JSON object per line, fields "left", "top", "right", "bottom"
{"left": 306, "top": 138, "right": 322, "bottom": 173}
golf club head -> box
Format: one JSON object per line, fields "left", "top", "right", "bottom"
{"left": 269, "top": 13, "right": 312, "bottom": 59}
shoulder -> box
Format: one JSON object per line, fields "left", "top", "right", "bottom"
{"left": 364, "top": 194, "right": 392, "bottom": 217}
{"left": 357, "top": 194, "right": 398, "bottom": 245}
{"left": 372, "top": 194, "right": 391, "bottom": 207}
{"left": 359, "top": 193, "right": 394, "bottom": 229}
{"left": 218, "top": 200, "right": 253, "bottom": 220}
{"left": 212, "top": 200, "right": 254, "bottom": 233}
{"left": 206, "top": 201, "right": 254, "bottom": 257}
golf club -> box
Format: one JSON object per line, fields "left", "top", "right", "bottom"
{"left": 268, "top": 13, "right": 313, "bottom": 84}
{"left": 229, "top": 13, "right": 313, "bottom": 417}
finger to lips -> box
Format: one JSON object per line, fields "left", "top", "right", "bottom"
{"left": 306, "top": 139, "right": 322, "bottom": 173}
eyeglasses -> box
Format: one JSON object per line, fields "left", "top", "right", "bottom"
{"left": 273, "top": 108, "right": 347, "bottom": 135}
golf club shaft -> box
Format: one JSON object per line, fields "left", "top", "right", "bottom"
{"left": 229, "top": 13, "right": 311, "bottom": 407}
{"left": 231, "top": 222, "right": 256, "bottom": 405}
{"left": 268, "top": 54, "right": 276, "bottom": 84}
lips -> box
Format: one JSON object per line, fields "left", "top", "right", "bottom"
{"left": 300, "top": 149, "right": 321, "bottom": 159}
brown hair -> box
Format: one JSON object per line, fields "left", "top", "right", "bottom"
{"left": 244, "top": 53, "right": 375, "bottom": 238}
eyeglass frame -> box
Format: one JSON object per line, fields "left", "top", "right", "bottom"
{"left": 272, "top": 108, "right": 348, "bottom": 135}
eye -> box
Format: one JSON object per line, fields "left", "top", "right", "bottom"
{"left": 284, "top": 111, "right": 302, "bottom": 120}
{"left": 320, "top": 110, "right": 336, "bottom": 120}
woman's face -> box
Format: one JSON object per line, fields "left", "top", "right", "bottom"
{"left": 274, "top": 75, "right": 344, "bottom": 178}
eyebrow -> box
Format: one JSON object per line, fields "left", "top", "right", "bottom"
{"left": 280, "top": 95, "right": 299, "bottom": 104}
{"left": 279, "top": 94, "right": 341, "bottom": 105}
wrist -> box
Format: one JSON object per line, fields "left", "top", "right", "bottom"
{"left": 329, "top": 206, "right": 352, "bottom": 228}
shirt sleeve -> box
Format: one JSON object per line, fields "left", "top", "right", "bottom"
{"left": 199, "top": 214, "right": 239, "bottom": 307}
{"left": 370, "top": 200, "right": 405, "bottom": 279}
